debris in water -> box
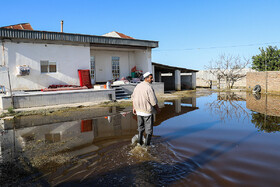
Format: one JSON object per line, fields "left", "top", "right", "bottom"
{"left": 129, "top": 144, "right": 156, "bottom": 161}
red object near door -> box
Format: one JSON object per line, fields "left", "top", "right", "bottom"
{"left": 78, "top": 69, "right": 93, "bottom": 88}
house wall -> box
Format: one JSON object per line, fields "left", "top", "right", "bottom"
{"left": 0, "top": 41, "right": 90, "bottom": 91}
{"left": 247, "top": 71, "right": 280, "bottom": 92}
{"left": 0, "top": 41, "right": 154, "bottom": 91}
{"left": 135, "top": 48, "right": 152, "bottom": 74}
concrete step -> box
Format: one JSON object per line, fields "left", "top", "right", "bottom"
{"left": 116, "top": 93, "right": 131, "bottom": 97}
{"left": 116, "top": 90, "right": 125, "bottom": 93}
{"left": 116, "top": 96, "right": 131, "bottom": 100}
{"left": 113, "top": 86, "right": 131, "bottom": 100}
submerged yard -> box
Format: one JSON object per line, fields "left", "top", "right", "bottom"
{"left": 1, "top": 90, "right": 280, "bottom": 186}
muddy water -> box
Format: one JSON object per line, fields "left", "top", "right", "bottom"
{"left": 1, "top": 92, "right": 280, "bottom": 186}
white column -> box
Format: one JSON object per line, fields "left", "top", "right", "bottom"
{"left": 175, "top": 70, "right": 181, "bottom": 91}
{"left": 152, "top": 65, "right": 155, "bottom": 77}
{"left": 192, "top": 72, "right": 196, "bottom": 89}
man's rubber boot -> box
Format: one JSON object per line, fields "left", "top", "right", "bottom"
{"left": 138, "top": 131, "right": 144, "bottom": 145}
{"left": 145, "top": 134, "right": 152, "bottom": 146}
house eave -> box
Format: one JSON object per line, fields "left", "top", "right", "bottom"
{"left": 0, "top": 28, "right": 159, "bottom": 48}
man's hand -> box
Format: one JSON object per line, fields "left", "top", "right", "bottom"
{"left": 133, "top": 108, "right": 136, "bottom": 115}
{"left": 154, "top": 104, "right": 161, "bottom": 114}
{"left": 156, "top": 107, "right": 161, "bottom": 114}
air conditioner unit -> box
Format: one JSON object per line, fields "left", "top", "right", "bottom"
{"left": 16, "top": 65, "right": 30, "bottom": 76}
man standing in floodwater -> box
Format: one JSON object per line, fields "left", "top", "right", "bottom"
{"left": 132, "top": 72, "right": 160, "bottom": 146}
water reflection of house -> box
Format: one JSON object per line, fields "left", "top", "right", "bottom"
{"left": 0, "top": 106, "right": 137, "bottom": 163}
{"left": 0, "top": 97, "right": 198, "bottom": 165}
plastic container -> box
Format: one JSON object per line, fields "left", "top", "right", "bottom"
{"left": 131, "top": 72, "right": 136, "bottom": 78}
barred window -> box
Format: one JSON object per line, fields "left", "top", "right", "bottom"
{"left": 90, "top": 56, "right": 95, "bottom": 79}
{"left": 40, "top": 61, "right": 57, "bottom": 73}
{"left": 112, "top": 56, "right": 120, "bottom": 79}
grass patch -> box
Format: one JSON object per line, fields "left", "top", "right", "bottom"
{"left": 0, "top": 107, "right": 16, "bottom": 118}
{"left": 7, "top": 107, "right": 15, "bottom": 114}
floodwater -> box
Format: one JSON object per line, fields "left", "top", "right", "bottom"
{"left": 1, "top": 91, "right": 280, "bottom": 186}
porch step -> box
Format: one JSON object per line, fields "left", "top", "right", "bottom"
{"left": 112, "top": 85, "right": 131, "bottom": 100}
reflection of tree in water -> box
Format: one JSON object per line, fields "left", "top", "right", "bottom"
{"left": 206, "top": 92, "right": 249, "bottom": 121}
{"left": 251, "top": 112, "right": 280, "bottom": 133}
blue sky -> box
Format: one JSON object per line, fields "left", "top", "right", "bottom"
{"left": 1, "top": 0, "right": 280, "bottom": 70}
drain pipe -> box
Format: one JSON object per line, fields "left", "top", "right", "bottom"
{"left": 1, "top": 40, "right": 5, "bottom": 67}
{"left": 1, "top": 40, "right": 14, "bottom": 108}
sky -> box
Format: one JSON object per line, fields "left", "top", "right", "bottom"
{"left": 1, "top": 0, "right": 280, "bottom": 70}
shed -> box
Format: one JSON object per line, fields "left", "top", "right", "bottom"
{"left": 152, "top": 62, "right": 198, "bottom": 91}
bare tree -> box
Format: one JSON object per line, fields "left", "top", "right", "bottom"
{"left": 206, "top": 54, "right": 250, "bottom": 89}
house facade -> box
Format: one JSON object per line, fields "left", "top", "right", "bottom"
{"left": 0, "top": 26, "right": 158, "bottom": 91}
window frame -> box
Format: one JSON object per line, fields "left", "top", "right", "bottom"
{"left": 112, "top": 56, "right": 120, "bottom": 79}
{"left": 40, "top": 60, "right": 57, "bottom": 73}
{"left": 90, "top": 56, "right": 95, "bottom": 79}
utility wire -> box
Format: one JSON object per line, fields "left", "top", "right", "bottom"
{"left": 153, "top": 41, "right": 280, "bottom": 52}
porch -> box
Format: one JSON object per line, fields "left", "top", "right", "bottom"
{"left": 89, "top": 45, "right": 153, "bottom": 85}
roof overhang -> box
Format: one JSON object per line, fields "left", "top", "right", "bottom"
{"left": 0, "top": 28, "right": 158, "bottom": 48}
{"left": 152, "top": 62, "right": 198, "bottom": 73}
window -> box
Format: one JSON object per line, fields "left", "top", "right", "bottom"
{"left": 112, "top": 56, "right": 120, "bottom": 79}
{"left": 40, "top": 61, "right": 57, "bottom": 73}
{"left": 90, "top": 56, "right": 95, "bottom": 79}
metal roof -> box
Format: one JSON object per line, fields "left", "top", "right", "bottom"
{"left": 1, "top": 23, "right": 33, "bottom": 30}
{"left": 0, "top": 28, "right": 158, "bottom": 48}
{"left": 152, "top": 62, "right": 198, "bottom": 73}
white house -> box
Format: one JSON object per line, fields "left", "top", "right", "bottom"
{"left": 0, "top": 24, "right": 158, "bottom": 91}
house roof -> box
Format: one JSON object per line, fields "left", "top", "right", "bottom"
{"left": 1, "top": 23, "right": 33, "bottom": 30}
{"left": 152, "top": 62, "right": 198, "bottom": 73}
{"left": 102, "top": 31, "right": 134, "bottom": 39}
{"left": 0, "top": 25, "right": 158, "bottom": 48}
